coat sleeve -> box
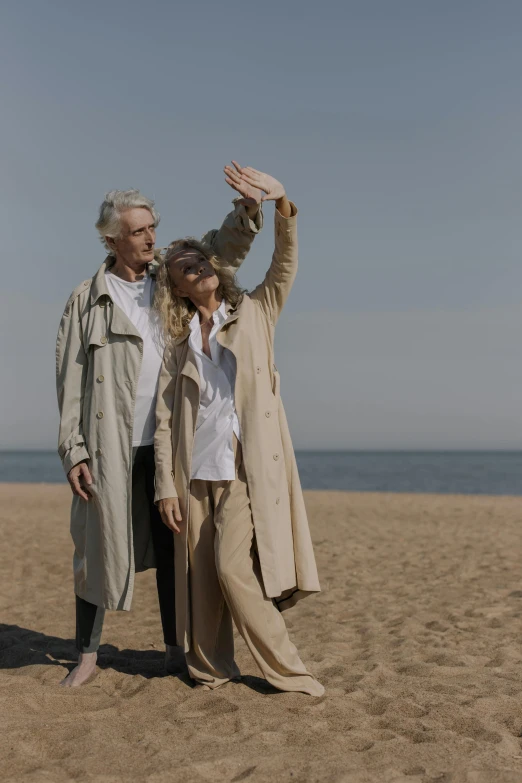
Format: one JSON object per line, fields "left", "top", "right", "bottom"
{"left": 201, "top": 199, "right": 263, "bottom": 272}
{"left": 56, "top": 291, "right": 91, "bottom": 476}
{"left": 249, "top": 202, "right": 298, "bottom": 326}
{"left": 154, "top": 342, "right": 178, "bottom": 502}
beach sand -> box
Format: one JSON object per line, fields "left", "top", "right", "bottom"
{"left": 1, "top": 484, "right": 522, "bottom": 782}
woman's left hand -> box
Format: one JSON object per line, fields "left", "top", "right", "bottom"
{"left": 230, "top": 166, "right": 286, "bottom": 203}
{"left": 224, "top": 161, "right": 263, "bottom": 203}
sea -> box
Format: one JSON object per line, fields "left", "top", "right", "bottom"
{"left": 1, "top": 450, "right": 522, "bottom": 496}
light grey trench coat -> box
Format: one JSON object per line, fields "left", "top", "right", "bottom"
{"left": 154, "top": 204, "right": 321, "bottom": 652}
{"left": 56, "top": 202, "right": 262, "bottom": 610}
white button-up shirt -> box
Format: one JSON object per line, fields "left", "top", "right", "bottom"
{"left": 189, "top": 300, "right": 241, "bottom": 481}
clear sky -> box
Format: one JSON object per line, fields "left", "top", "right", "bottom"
{"left": 1, "top": 0, "right": 522, "bottom": 449}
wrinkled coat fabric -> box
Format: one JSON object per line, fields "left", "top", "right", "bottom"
{"left": 56, "top": 202, "right": 262, "bottom": 610}
{"left": 154, "top": 205, "right": 320, "bottom": 652}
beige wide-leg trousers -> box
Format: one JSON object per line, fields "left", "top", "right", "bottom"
{"left": 186, "top": 441, "right": 324, "bottom": 697}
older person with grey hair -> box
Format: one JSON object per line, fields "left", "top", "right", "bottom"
{"left": 56, "top": 163, "right": 263, "bottom": 686}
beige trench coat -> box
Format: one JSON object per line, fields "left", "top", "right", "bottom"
{"left": 56, "top": 201, "right": 262, "bottom": 611}
{"left": 154, "top": 204, "right": 320, "bottom": 651}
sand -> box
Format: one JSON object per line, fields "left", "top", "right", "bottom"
{"left": 1, "top": 484, "right": 522, "bottom": 783}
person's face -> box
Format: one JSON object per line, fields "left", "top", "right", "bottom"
{"left": 106, "top": 207, "right": 156, "bottom": 266}
{"left": 167, "top": 248, "right": 219, "bottom": 300}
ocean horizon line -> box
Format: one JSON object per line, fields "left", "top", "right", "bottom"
{"left": 1, "top": 450, "right": 521, "bottom": 494}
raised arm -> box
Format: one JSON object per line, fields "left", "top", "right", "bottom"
{"left": 228, "top": 167, "right": 297, "bottom": 325}
{"left": 201, "top": 161, "right": 263, "bottom": 272}
{"left": 56, "top": 290, "right": 92, "bottom": 499}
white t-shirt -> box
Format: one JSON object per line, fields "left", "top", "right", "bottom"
{"left": 105, "top": 271, "right": 164, "bottom": 446}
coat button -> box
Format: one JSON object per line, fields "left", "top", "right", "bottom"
{"left": 265, "top": 411, "right": 271, "bottom": 418}
{"left": 256, "top": 367, "right": 261, "bottom": 374}
{"left": 96, "top": 411, "right": 104, "bottom": 419}
{"left": 100, "top": 336, "right": 108, "bottom": 345}
{"left": 273, "top": 453, "right": 279, "bottom": 461}
{"left": 276, "top": 497, "right": 280, "bottom": 505}
{"left": 83, "top": 280, "right": 90, "bottom": 286}
{"left": 97, "top": 375, "right": 104, "bottom": 383}
{"left": 95, "top": 448, "right": 103, "bottom": 457}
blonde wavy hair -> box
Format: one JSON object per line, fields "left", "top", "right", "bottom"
{"left": 154, "top": 238, "right": 245, "bottom": 340}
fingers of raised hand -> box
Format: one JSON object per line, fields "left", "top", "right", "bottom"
{"left": 225, "top": 176, "right": 242, "bottom": 190}
{"left": 241, "top": 168, "right": 262, "bottom": 183}
{"left": 231, "top": 160, "right": 243, "bottom": 174}
{"left": 224, "top": 168, "right": 249, "bottom": 197}
{"left": 242, "top": 167, "right": 261, "bottom": 177}
{"left": 224, "top": 166, "right": 242, "bottom": 184}
{"left": 227, "top": 181, "right": 250, "bottom": 200}
{"left": 240, "top": 172, "right": 263, "bottom": 190}
{"left": 224, "top": 166, "right": 264, "bottom": 203}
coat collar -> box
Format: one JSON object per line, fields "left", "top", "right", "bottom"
{"left": 88, "top": 253, "right": 162, "bottom": 340}
{"left": 218, "top": 299, "right": 240, "bottom": 346}
{"left": 89, "top": 253, "right": 161, "bottom": 306}
{"left": 172, "top": 297, "right": 241, "bottom": 347}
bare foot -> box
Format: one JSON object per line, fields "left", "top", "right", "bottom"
{"left": 60, "top": 652, "right": 98, "bottom": 687}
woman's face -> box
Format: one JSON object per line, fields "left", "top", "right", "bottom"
{"left": 167, "top": 248, "right": 219, "bottom": 300}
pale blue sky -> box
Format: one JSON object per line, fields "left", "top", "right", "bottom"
{"left": 1, "top": 0, "right": 521, "bottom": 449}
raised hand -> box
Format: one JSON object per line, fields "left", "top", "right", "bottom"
{"left": 224, "top": 161, "right": 263, "bottom": 204}
{"left": 233, "top": 165, "right": 286, "bottom": 203}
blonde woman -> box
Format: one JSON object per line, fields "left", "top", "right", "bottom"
{"left": 153, "top": 163, "right": 324, "bottom": 696}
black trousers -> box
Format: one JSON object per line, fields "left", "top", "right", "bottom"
{"left": 75, "top": 445, "right": 176, "bottom": 652}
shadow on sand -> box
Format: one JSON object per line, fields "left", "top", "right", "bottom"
{"left": 0, "top": 623, "right": 280, "bottom": 693}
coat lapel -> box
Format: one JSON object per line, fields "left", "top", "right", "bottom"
{"left": 88, "top": 255, "right": 156, "bottom": 340}
{"left": 176, "top": 300, "right": 241, "bottom": 381}
{"left": 216, "top": 301, "right": 240, "bottom": 351}
{"left": 180, "top": 346, "right": 201, "bottom": 387}
{"left": 109, "top": 306, "right": 142, "bottom": 339}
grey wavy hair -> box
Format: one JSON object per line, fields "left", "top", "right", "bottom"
{"left": 95, "top": 189, "right": 160, "bottom": 252}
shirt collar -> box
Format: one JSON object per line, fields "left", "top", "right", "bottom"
{"left": 189, "top": 300, "right": 227, "bottom": 332}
